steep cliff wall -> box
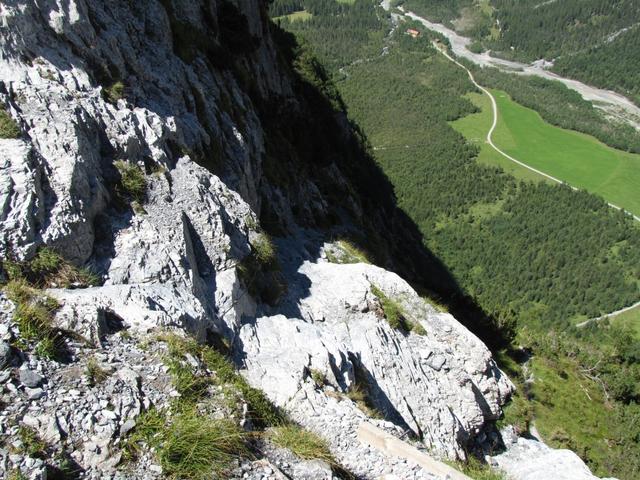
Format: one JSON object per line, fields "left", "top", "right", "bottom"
{"left": 0, "top": 1, "right": 514, "bottom": 478}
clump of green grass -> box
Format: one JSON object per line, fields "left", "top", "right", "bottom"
{"left": 450, "top": 456, "right": 507, "bottom": 480}
{"left": 85, "top": 358, "right": 111, "bottom": 386}
{"left": 5, "top": 279, "right": 63, "bottom": 359}
{"left": 7, "top": 469, "right": 27, "bottom": 480}
{"left": 412, "top": 322, "right": 427, "bottom": 336}
{"left": 165, "top": 357, "right": 211, "bottom": 401}
{"left": 2, "top": 247, "right": 99, "bottom": 289}
{"left": 122, "top": 407, "right": 167, "bottom": 461}
{"left": 158, "top": 333, "right": 285, "bottom": 428}
{"left": 0, "top": 107, "right": 20, "bottom": 139}
{"left": 16, "top": 426, "right": 47, "bottom": 458}
{"left": 251, "top": 234, "right": 277, "bottom": 268}
{"left": 237, "top": 233, "right": 286, "bottom": 305}
{"left": 104, "top": 81, "right": 125, "bottom": 104}
{"left": 346, "top": 383, "right": 383, "bottom": 419}
{"left": 114, "top": 160, "right": 147, "bottom": 206}
{"left": 160, "top": 411, "right": 247, "bottom": 480}
{"left": 371, "top": 285, "right": 411, "bottom": 332}
{"left": 310, "top": 368, "right": 328, "bottom": 389}
{"left": 326, "top": 240, "right": 370, "bottom": 264}
{"left": 269, "top": 424, "right": 334, "bottom": 464}
{"left": 123, "top": 405, "right": 247, "bottom": 479}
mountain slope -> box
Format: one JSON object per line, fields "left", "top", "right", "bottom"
{"left": 0, "top": 1, "right": 513, "bottom": 478}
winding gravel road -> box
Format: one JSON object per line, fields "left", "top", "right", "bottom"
{"left": 435, "top": 44, "right": 640, "bottom": 223}
{"left": 402, "top": 8, "right": 640, "bottom": 130}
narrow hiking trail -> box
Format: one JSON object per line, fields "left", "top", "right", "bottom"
{"left": 434, "top": 43, "right": 640, "bottom": 224}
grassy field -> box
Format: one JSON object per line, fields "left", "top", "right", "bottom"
{"left": 274, "top": 10, "right": 313, "bottom": 22}
{"left": 451, "top": 92, "right": 552, "bottom": 184}
{"left": 451, "top": 90, "right": 640, "bottom": 217}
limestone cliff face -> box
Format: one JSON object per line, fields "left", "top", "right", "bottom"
{"left": 0, "top": 1, "right": 513, "bottom": 478}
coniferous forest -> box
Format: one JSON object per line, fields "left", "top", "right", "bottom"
{"left": 270, "top": 1, "right": 640, "bottom": 477}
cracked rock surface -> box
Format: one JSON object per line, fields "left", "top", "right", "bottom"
{"left": 0, "top": 0, "right": 529, "bottom": 478}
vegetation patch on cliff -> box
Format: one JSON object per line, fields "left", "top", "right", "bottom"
{"left": 0, "top": 107, "right": 20, "bottom": 139}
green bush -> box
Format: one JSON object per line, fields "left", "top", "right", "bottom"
{"left": 0, "top": 107, "right": 20, "bottom": 139}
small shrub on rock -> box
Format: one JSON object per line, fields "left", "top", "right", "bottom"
{"left": 0, "top": 107, "right": 20, "bottom": 139}
{"left": 16, "top": 425, "right": 47, "bottom": 458}
{"left": 371, "top": 285, "right": 410, "bottom": 332}
{"left": 114, "top": 160, "right": 147, "bottom": 206}
{"left": 103, "top": 81, "right": 125, "bottom": 104}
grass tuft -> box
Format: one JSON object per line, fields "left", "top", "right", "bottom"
{"left": 2, "top": 247, "right": 99, "bottom": 289}
{"left": 251, "top": 233, "right": 277, "bottom": 268}
{"left": 17, "top": 426, "right": 47, "bottom": 458}
{"left": 269, "top": 424, "right": 334, "bottom": 464}
{"left": 3, "top": 278, "right": 64, "bottom": 359}
{"left": 371, "top": 285, "right": 411, "bottom": 332}
{"left": 123, "top": 406, "right": 247, "bottom": 480}
{"left": 310, "top": 368, "right": 328, "bottom": 388}
{"left": 85, "top": 358, "right": 111, "bottom": 386}
{"left": 237, "top": 233, "right": 286, "bottom": 305}
{"left": 122, "top": 407, "right": 167, "bottom": 461}
{"left": 160, "top": 412, "right": 247, "bottom": 480}
{"left": 326, "top": 240, "right": 370, "bottom": 264}
{"left": 114, "top": 160, "right": 147, "bottom": 205}
{"left": 7, "top": 469, "right": 28, "bottom": 480}
{"left": 165, "top": 357, "right": 211, "bottom": 401}
{"left": 455, "top": 456, "right": 507, "bottom": 480}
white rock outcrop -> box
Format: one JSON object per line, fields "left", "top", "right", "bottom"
{"left": 491, "top": 427, "right": 619, "bottom": 480}
{"left": 0, "top": 0, "right": 519, "bottom": 478}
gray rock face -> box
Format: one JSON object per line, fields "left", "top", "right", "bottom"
{"left": 0, "top": 0, "right": 522, "bottom": 479}
{"left": 0, "top": 341, "right": 12, "bottom": 368}
{"left": 238, "top": 258, "right": 512, "bottom": 477}
{"left": 19, "top": 369, "right": 43, "bottom": 388}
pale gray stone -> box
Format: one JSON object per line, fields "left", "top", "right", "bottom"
{"left": 19, "top": 369, "right": 43, "bottom": 388}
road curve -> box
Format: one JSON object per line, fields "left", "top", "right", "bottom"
{"left": 576, "top": 300, "right": 640, "bottom": 328}
{"left": 402, "top": 9, "right": 640, "bottom": 130}
{"left": 434, "top": 44, "right": 640, "bottom": 223}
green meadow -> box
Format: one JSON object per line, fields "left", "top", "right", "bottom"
{"left": 451, "top": 89, "right": 640, "bottom": 217}
{"left": 274, "top": 10, "right": 313, "bottom": 23}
